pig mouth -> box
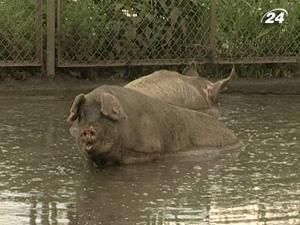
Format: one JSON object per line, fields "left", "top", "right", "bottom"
{"left": 82, "top": 142, "right": 96, "bottom": 154}
{"left": 82, "top": 145, "right": 112, "bottom": 166}
{"left": 80, "top": 137, "right": 120, "bottom": 167}
{"left": 83, "top": 143, "right": 111, "bottom": 155}
{"left": 83, "top": 144, "right": 120, "bottom": 167}
{"left": 84, "top": 143, "right": 94, "bottom": 152}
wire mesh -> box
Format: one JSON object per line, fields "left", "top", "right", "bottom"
{"left": 57, "top": 0, "right": 211, "bottom": 66}
{"left": 1, "top": 0, "right": 300, "bottom": 69}
{"left": 0, "top": 0, "right": 42, "bottom": 66}
{"left": 216, "top": 0, "right": 300, "bottom": 61}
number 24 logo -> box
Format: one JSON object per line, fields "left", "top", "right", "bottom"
{"left": 261, "top": 8, "right": 288, "bottom": 25}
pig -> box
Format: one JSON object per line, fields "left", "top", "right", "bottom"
{"left": 125, "top": 66, "right": 235, "bottom": 117}
{"left": 67, "top": 85, "right": 241, "bottom": 167}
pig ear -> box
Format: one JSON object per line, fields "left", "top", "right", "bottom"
{"left": 100, "top": 93, "right": 126, "bottom": 121}
{"left": 207, "top": 66, "right": 235, "bottom": 103}
{"left": 182, "top": 62, "right": 199, "bottom": 77}
{"left": 67, "top": 93, "right": 85, "bottom": 123}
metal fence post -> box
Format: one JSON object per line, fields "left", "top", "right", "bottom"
{"left": 47, "top": 0, "right": 56, "bottom": 76}
{"left": 57, "top": 0, "right": 62, "bottom": 67}
{"left": 35, "top": 0, "right": 43, "bottom": 65}
{"left": 210, "top": 0, "right": 217, "bottom": 63}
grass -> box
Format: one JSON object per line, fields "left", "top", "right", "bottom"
{"left": 0, "top": 0, "right": 299, "bottom": 78}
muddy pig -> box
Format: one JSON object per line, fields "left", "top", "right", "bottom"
{"left": 67, "top": 85, "right": 241, "bottom": 167}
{"left": 125, "top": 66, "right": 235, "bottom": 117}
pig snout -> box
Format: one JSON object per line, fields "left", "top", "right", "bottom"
{"left": 80, "top": 126, "right": 97, "bottom": 153}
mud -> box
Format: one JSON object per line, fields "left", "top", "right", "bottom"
{"left": 0, "top": 94, "right": 299, "bottom": 225}
{"left": 0, "top": 75, "right": 299, "bottom": 95}
{"left": 227, "top": 78, "right": 300, "bottom": 95}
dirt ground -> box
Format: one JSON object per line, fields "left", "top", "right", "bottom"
{"left": 0, "top": 75, "right": 299, "bottom": 96}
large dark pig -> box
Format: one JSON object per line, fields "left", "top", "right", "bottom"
{"left": 67, "top": 85, "right": 241, "bottom": 167}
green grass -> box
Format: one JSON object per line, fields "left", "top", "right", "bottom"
{"left": 0, "top": 0, "right": 299, "bottom": 78}
{"left": 0, "top": 0, "right": 36, "bottom": 61}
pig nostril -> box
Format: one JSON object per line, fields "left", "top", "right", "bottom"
{"left": 81, "top": 127, "right": 96, "bottom": 142}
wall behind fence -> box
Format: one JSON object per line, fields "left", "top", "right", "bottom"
{"left": 0, "top": 0, "right": 300, "bottom": 75}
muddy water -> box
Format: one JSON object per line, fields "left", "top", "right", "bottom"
{"left": 0, "top": 94, "right": 299, "bottom": 225}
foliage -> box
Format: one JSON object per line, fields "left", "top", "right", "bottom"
{"left": 0, "top": 0, "right": 36, "bottom": 61}
{"left": 60, "top": 0, "right": 211, "bottom": 62}
{"left": 216, "top": 0, "right": 300, "bottom": 58}
{"left": 0, "top": 0, "right": 299, "bottom": 78}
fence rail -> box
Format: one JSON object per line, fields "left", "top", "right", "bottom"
{"left": 0, "top": 0, "right": 300, "bottom": 75}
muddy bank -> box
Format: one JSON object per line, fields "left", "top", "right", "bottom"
{"left": 0, "top": 76, "right": 299, "bottom": 95}
{"left": 0, "top": 76, "right": 127, "bottom": 96}
{"left": 227, "top": 78, "right": 300, "bottom": 95}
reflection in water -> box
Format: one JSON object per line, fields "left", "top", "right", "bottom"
{"left": 0, "top": 95, "right": 299, "bottom": 225}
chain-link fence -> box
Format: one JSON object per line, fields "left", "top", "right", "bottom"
{"left": 216, "top": 0, "right": 300, "bottom": 63}
{"left": 57, "top": 0, "right": 211, "bottom": 66}
{"left": 1, "top": 0, "right": 300, "bottom": 72}
{"left": 0, "top": 0, "right": 42, "bottom": 66}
